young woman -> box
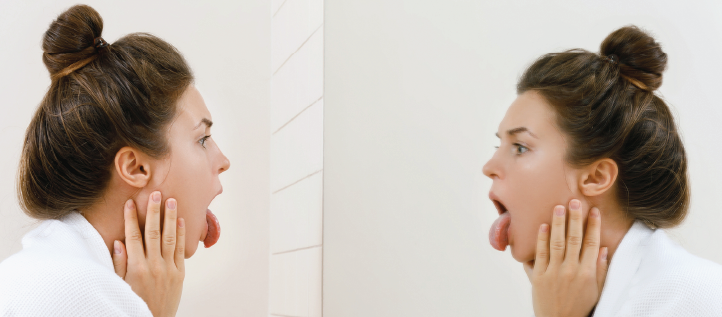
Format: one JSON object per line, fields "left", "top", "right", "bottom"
{"left": 0, "top": 5, "right": 230, "bottom": 316}
{"left": 483, "top": 26, "right": 722, "bottom": 316}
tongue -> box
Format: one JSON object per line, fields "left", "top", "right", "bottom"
{"left": 204, "top": 209, "right": 221, "bottom": 248}
{"left": 489, "top": 212, "right": 510, "bottom": 251}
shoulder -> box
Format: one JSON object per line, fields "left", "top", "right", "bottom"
{"left": 1, "top": 253, "right": 121, "bottom": 314}
{"left": 0, "top": 223, "right": 151, "bottom": 316}
{"left": 628, "top": 230, "right": 722, "bottom": 316}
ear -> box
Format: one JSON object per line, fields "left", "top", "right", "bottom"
{"left": 578, "top": 158, "right": 618, "bottom": 197}
{"left": 114, "top": 147, "right": 151, "bottom": 188}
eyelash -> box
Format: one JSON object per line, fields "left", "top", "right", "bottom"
{"left": 514, "top": 143, "right": 528, "bottom": 155}
{"left": 494, "top": 143, "right": 529, "bottom": 155}
{"left": 199, "top": 135, "right": 211, "bottom": 148}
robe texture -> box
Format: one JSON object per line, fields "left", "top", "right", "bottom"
{"left": 0, "top": 212, "right": 152, "bottom": 317}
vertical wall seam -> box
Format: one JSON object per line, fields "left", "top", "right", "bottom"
{"left": 319, "top": 18, "right": 324, "bottom": 317}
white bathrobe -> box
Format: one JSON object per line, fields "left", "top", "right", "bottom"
{"left": 0, "top": 212, "right": 152, "bottom": 317}
{"left": 591, "top": 221, "right": 722, "bottom": 316}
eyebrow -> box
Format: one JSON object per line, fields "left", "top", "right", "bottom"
{"left": 193, "top": 118, "right": 213, "bottom": 130}
{"left": 495, "top": 127, "right": 538, "bottom": 139}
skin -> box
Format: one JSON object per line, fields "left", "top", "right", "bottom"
{"left": 113, "top": 193, "right": 185, "bottom": 317}
{"left": 79, "top": 85, "right": 230, "bottom": 315}
{"left": 482, "top": 91, "right": 636, "bottom": 315}
{"left": 482, "top": 91, "right": 633, "bottom": 263}
{"left": 525, "top": 201, "right": 608, "bottom": 317}
{"left": 82, "top": 85, "right": 231, "bottom": 258}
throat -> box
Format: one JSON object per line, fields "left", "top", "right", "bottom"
{"left": 80, "top": 196, "right": 132, "bottom": 257}
{"left": 598, "top": 209, "right": 634, "bottom": 262}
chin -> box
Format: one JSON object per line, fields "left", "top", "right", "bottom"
{"left": 509, "top": 245, "right": 534, "bottom": 263}
{"left": 185, "top": 242, "right": 199, "bottom": 259}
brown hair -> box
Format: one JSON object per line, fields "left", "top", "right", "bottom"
{"left": 517, "top": 26, "right": 688, "bottom": 228}
{"left": 18, "top": 4, "right": 193, "bottom": 219}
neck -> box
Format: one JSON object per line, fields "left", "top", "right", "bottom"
{"left": 590, "top": 198, "right": 635, "bottom": 262}
{"left": 80, "top": 179, "right": 139, "bottom": 257}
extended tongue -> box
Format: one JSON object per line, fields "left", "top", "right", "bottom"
{"left": 204, "top": 209, "right": 221, "bottom": 248}
{"left": 489, "top": 212, "right": 510, "bottom": 251}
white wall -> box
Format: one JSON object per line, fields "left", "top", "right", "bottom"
{"left": 269, "top": 0, "right": 324, "bottom": 316}
{"left": 323, "top": 1, "right": 722, "bottom": 316}
{"left": 0, "top": 1, "right": 271, "bottom": 316}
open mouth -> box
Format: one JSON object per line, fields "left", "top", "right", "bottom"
{"left": 488, "top": 193, "right": 511, "bottom": 251}
{"left": 201, "top": 188, "right": 224, "bottom": 248}
{"left": 492, "top": 199, "right": 508, "bottom": 215}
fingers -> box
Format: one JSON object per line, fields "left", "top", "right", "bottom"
{"left": 162, "top": 198, "right": 178, "bottom": 261}
{"left": 596, "top": 247, "right": 609, "bottom": 294}
{"left": 565, "top": 199, "right": 584, "bottom": 261}
{"left": 548, "top": 205, "right": 567, "bottom": 266}
{"left": 123, "top": 199, "right": 145, "bottom": 260}
{"left": 533, "top": 223, "right": 550, "bottom": 275}
{"left": 145, "top": 191, "right": 163, "bottom": 257}
{"left": 112, "top": 240, "right": 127, "bottom": 279}
{"left": 581, "top": 207, "right": 602, "bottom": 266}
{"left": 174, "top": 218, "right": 186, "bottom": 272}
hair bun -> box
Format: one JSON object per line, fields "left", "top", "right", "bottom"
{"left": 42, "top": 5, "right": 104, "bottom": 77}
{"left": 600, "top": 25, "right": 667, "bottom": 91}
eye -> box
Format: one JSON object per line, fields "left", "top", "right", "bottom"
{"left": 513, "top": 143, "right": 528, "bottom": 155}
{"left": 199, "top": 135, "right": 211, "bottom": 148}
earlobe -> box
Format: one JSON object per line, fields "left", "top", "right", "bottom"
{"left": 114, "top": 147, "right": 151, "bottom": 188}
{"left": 579, "top": 159, "right": 619, "bottom": 197}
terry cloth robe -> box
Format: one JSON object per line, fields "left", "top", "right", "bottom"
{"left": 593, "top": 221, "right": 722, "bottom": 317}
{"left": 0, "top": 212, "right": 152, "bottom": 317}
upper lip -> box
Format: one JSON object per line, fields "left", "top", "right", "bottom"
{"left": 208, "top": 187, "right": 223, "bottom": 208}
{"left": 488, "top": 192, "right": 508, "bottom": 215}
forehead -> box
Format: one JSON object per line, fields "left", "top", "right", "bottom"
{"left": 498, "top": 91, "right": 557, "bottom": 137}
{"left": 174, "top": 86, "right": 211, "bottom": 127}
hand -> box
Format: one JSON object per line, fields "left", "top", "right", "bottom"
{"left": 112, "top": 191, "right": 185, "bottom": 317}
{"left": 523, "top": 199, "right": 609, "bottom": 317}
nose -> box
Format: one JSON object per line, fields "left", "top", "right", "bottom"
{"left": 482, "top": 153, "right": 500, "bottom": 180}
{"left": 218, "top": 150, "right": 231, "bottom": 174}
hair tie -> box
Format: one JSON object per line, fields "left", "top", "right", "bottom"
{"left": 606, "top": 54, "right": 618, "bottom": 64}
{"left": 49, "top": 37, "right": 107, "bottom": 81}
{"left": 94, "top": 37, "right": 109, "bottom": 49}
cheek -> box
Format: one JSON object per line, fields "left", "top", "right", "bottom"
{"left": 506, "top": 153, "right": 573, "bottom": 262}
{"left": 159, "top": 149, "right": 215, "bottom": 258}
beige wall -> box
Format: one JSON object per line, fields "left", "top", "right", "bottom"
{"left": 0, "top": 1, "right": 271, "bottom": 316}
{"left": 323, "top": 1, "right": 722, "bottom": 316}
{"left": 270, "top": 0, "right": 324, "bottom": 316}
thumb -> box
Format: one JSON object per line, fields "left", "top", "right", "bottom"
{"left": 523, "top": 260, "right": 535, "bottom": 282}
{"left": 596, "top": 247, "right": 609, "bottom": 294}
{"left": 112, "top": 240, "right": 127, "bottom": 279}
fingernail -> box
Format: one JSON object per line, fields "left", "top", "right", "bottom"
{"left": 167, "top": 198, "right": 177, "bottom": 210}
{"left": 602, "top": 247, "right": 608, "bottom": 261}
{"left": 152, "top": 191, "right": 161, "bottom": 203}
{"left": 590, "top": 207, "right": 600, "bottom": 218}
{"left": 178, "top": 218, "right": 185, "bottom": 228}
{"left": 540, "top": 224, "right": 548, "bottom": 233}
{"left": 554, "top": 206, "right": 565, "bottom": 216}
{"left": 125, "top": 199, "right": 134, "bottom": 209}
{"left": 570, "top": 199, "right": 581, "bottom": 210}
{"left": 113, "top": 240, "right": 121, "bottom": 254}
